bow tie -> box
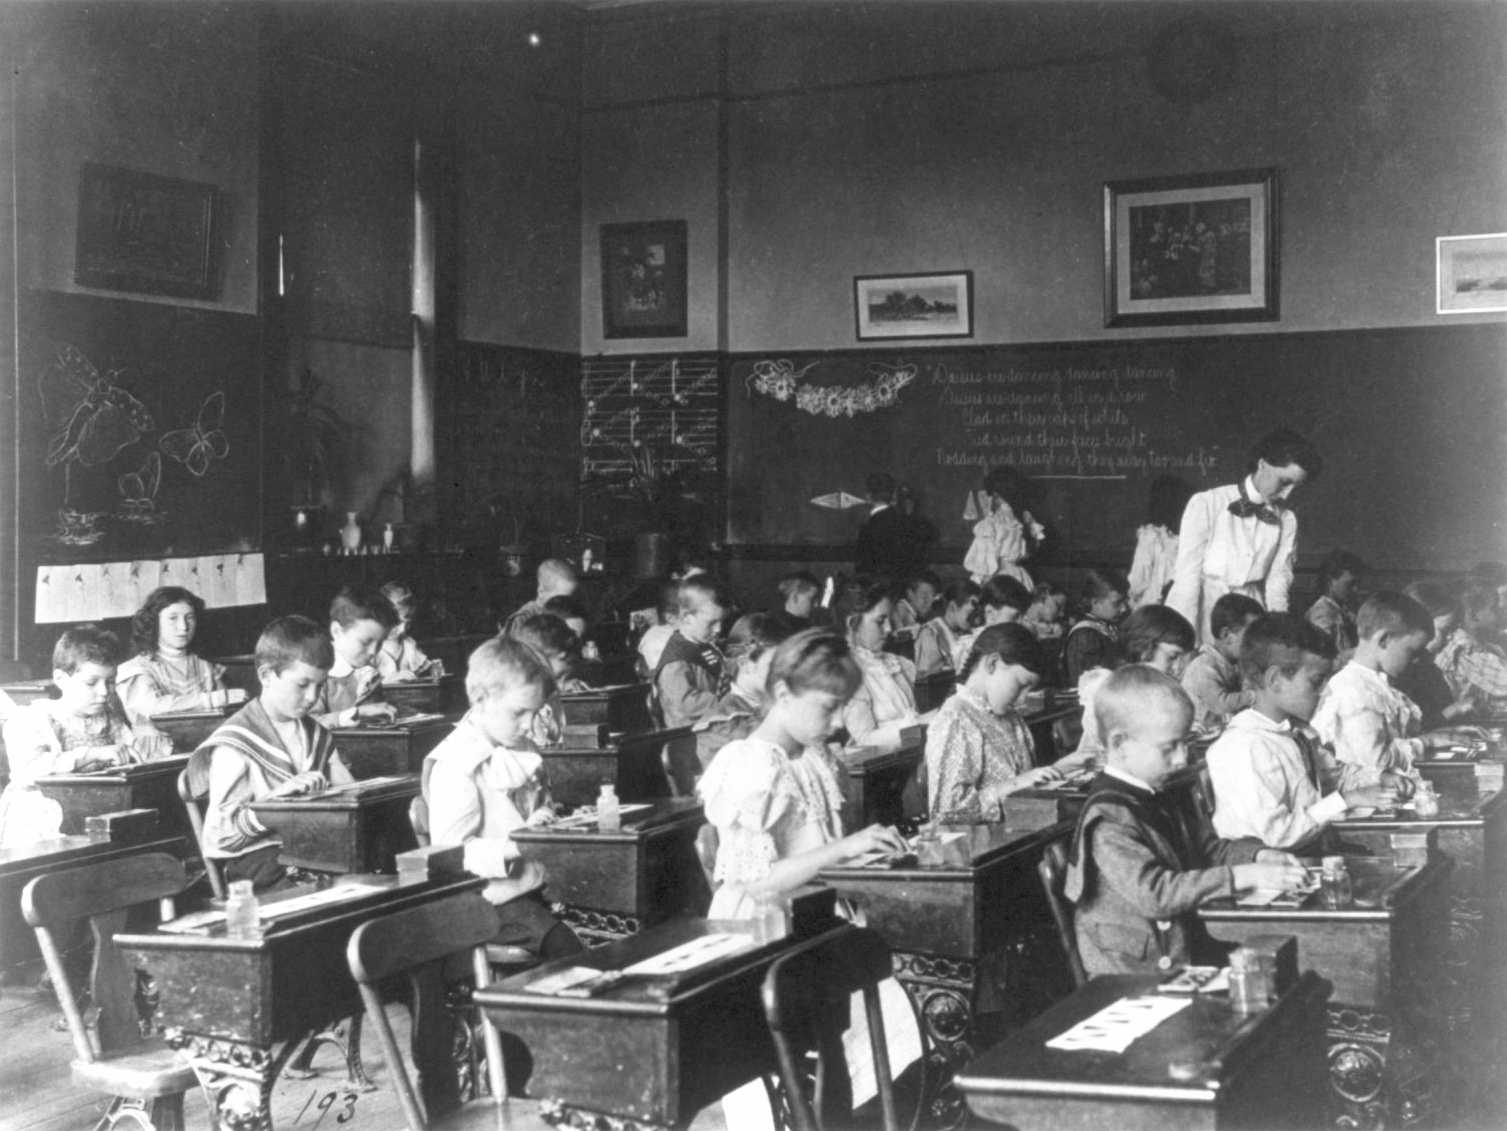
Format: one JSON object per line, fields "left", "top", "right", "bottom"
{"left": 1228, "top": 497, "right": 1281, "bottom": 525}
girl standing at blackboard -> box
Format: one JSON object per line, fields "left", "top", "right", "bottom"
{"left": 1127, "top": 476, "right": 1194, "bottom": 608}
{"left": 964, "top": 466, "right": 1045, "bottom": 587}
{"left": 1166, "top": 430, "right": 1322, "bottom": 645}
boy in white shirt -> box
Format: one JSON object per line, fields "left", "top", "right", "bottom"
{"left": 1312, "top": 591, "right": 1454, "bottom": 792}
{"left": 1208, "top": 613, "right": 1396, "bottom": 853}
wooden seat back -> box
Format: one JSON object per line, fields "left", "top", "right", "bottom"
{"left": 347, "top": 890, "right": 506, "bottom": 1129}
{"left": 22, "top": 852, "right": 187, "bottom": 1066}
{"left": 761, "top": 924, "right": 898, "bottom": 1131}
{"left": 177, "top": 768, "right": 226, "bottom": 898}
{"left": 1037, "top": 838, "right": 1087, "bottom": 988}
{"left": 410, "top": 794, "right": 431, "bottom": 847}
{"left": 660, "top": 730, "right": 702, "bottom": 798}
{"left": 695, "top": 823, "right": 719, "bottom": 888}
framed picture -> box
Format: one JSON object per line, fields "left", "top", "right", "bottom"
{"left": 600, "top": 220, "right": 688, "bottom": 338}
{"left": 74, "top": 163, "right": 219, "bottom": 300}
{"left": 1104, "top": 167, "right": 1278, "bottom": 327}
{"left": 1437, "top": 233, "right": 1507, "bottom": 314}
{"left": 854, "top": 271, "right": 974, "bottom": 340}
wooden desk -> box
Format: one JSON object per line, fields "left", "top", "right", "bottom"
{"left": 380, "top": 674, "right": 466, "bottom": 717}
{"left": 821, "top": 822, "right": 1075, "bottom": 1124}
{"left": 208, "top": 654, "right": 260, "bottom": 698}
{"left": 119, "top": 872, "right": 484, "bottom": 1130}
{"left": 151, "top": 705, "right": 238, "bottom": 752}
{"left": 512, "top": 798, "right": 710, "bottom": 944}
{"left": 833, "top": 738, "right": 925, "bottom": 833}
{"left": 331, "top": 714, "right": 453, "bottom": 777}
{"left": 0, "top": 679, "right": 55, "bottom": 708}
{"left": 1199, "top": 857, "right": 1451, "bottom": 1126}
{"left": 955, "top": 972, "right": 1334, "bottom": 1130}
{"left": 476, "top": 917, "right": 803, "bottom": 1130}
{"left": 34, "top": 754, "right": 194, "bottom": 848}
{"left": 558, "top": 683, "right": 655, "bottom": 732}
{"left": 538, "top": 727, "right": 685, "bottom": 807}
{"left": 0, "top": 808, "right": 179, "bottom": 975}
{"left": 250, "top": 775, "right": 421, "bottom": 874}
{"left": 1022, "top": 701, "right": 1081, "bottom": 764}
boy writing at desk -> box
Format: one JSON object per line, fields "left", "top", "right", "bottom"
{"left": 1180, "top": 593, "right": 1262, "bottom": 728}
{"left": 1066, "top": 666, "right": 1305, "bottom": 975}
{"left": 190, "top": 615, "right": 353, "bottom": 890}
{"left": 1312, "top": 591, "right": 1456, "bottom": 794}
{"left": 310, "top": 585, "right": 399, "bottom": 729}
{"left": 1207, "top": 614, "right": 1397, "bottom": 853}
{"left": 423, "top": 637, "right": 584, "bottom": 959}
{"left": 654, "top": 575, "right": 732, "bottom": 729}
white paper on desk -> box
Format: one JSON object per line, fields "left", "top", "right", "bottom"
{"left": 622, "top": 932, "right": 756, "bottom": 976}
{"left": 258, "top": 881, "right": 388, "bottom": 919}
{"left": 550, "top": 803, "right": 652, "bottom": 829}
{"left": 525, "top": 966, "right": 606, "bottom": 995}
{"left": 1046, "top": 995, "right": 1190, "bottom": 1054}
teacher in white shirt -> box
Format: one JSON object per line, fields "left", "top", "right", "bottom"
{"left": 1166, "top": 430, "right": 1323, "bottom": 645}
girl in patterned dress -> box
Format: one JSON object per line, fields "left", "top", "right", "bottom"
{"left": 116, "top": 586, "right": 246, "bottom": 725}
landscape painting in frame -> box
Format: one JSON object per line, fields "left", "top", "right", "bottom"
{"left": 854, "top": 271, "right": 973, "bottom": 340}
{"left": 1437, "top": 233, "right": 1507, "bottom": 314}
{"left": 1104, "top": 168, "right": 1279, "bottom": 327}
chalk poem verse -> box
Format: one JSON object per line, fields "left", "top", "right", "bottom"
{"left": 927, "top": 362, "right": 1219, "bottom": 477}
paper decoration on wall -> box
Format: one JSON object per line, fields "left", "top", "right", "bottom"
{"left": 34, "top": 552, "right": 267, "bottom": 623}
{"left": 746, "top": 358, "right": 918, "bottom": 418}
{"left": 809, "top": 491, "right": 868, "bottom": 510}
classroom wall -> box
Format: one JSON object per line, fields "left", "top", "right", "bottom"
{"left": 581, "top": 1, "right": 1507, "bottom": 352}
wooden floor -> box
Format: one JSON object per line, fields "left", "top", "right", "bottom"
{"left": 0, "top": 972, "right": 727, "bottom": 1131}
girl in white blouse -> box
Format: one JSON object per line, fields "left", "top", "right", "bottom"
{"left": 116, "top": 587, "right": 245, "bottom": 725}
{"left": 698, "top": 629, "right": 919, "bottom": 1126}
{"left": 914, "top": 578, "right": 980, "bottom": 677}
{"left": 1127, "top": 475, "right": 1194, "bottom": 608}
{"left": 840, "top": 579, "right": 922, "bottom": 746}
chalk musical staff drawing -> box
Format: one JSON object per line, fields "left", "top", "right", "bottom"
{"left": 581, "top": 356, "right": 720, "bottom": 480}
{"left": 160, "top": 391, "right": 229, "bottom": 476}
{"left": 37, "top": 344, "right": 156, "bottom": 545}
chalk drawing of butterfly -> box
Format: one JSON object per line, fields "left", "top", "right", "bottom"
{"left": 38, "top": 344, "right": 155, "bottom": 470}
{"left": 160, "top": 392, "right": 229, "bottom": 477}
{"left": 116, "top": 451, "right": 164, "bottom": 523}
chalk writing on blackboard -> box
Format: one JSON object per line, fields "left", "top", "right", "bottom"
{"left": 925, "top": 362, "right": 1219, "bottom": 479}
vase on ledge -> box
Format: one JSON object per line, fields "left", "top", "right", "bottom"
{"left": 340, "top": 511, "right": 362, "bottom": 554}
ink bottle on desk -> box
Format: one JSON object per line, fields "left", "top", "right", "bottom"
{"left": 596, "top": 783, "right": 621, "bottom": 832}
{"left": 1320, "top": 855, "right": 1353, "bottom": 910}
{"left": 224, "top": 880, "right": 262, "bottom": 939}
{"left": 1413, "top": 780, "right": 1439, "bottom": 818}
{"left": 1227, "top": 948, "right": 1269, "bottom": 1015}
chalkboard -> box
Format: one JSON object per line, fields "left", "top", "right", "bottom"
{"left": 18, "top": 289, "right": 263, "bottom": 566}
{"left": 726, "top": 325, "right": 1507, "bottom": 571}
{"left": 444, "top": 343, "right": 580, "bottom": 552}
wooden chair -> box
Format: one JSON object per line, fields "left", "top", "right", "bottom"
{"left": 761, "top": 924, "right": 899, "bottom": 1131}
{"left": 176, "top": 769, "right": 226, "bottom": 899}
{"left": 1036, "top": 839, "right": 1087, "bottom": 988}
{"left": 694, "top": 823, "right": 719, "bottom": 889}
{"left": 660, "top": 730, "right": 702, "bottom": 798}
{"left": 347, "top": 890, "right": 509, "bottom": 1129}
{"left": 22, "top": 852, "right": 199, "bottom": 1131}
{"left": 410, "top": 794, "right": 536, "bottom": 974}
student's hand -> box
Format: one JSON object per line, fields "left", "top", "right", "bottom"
{"left": 385, "top": 670, "right": 417, "bottom": 683}
{"left": 75, "top": 745, "right": 126, "bottom": 771}
{"left": 355, "top": 702, "right": 398, "bottom": 724}
{"left": 524, "top": 807, "right": 558, "bottom": 828}
{"left": 1381, "top": 771, "right": 1416, "bottom": 801}
{"left": 1343, "top": 785, "right": 1399, "bottom": 811}
{"left": 1017, "top": 765, "right": 1064, "bottom": 788}
{"left": 1233, "top": 859, "right": 1310, "bottom": 893}
{"left": 268, "top": 771, "right": 328, "bottom": 798}
{"left": 223, "top": 688, "right": 249, "bottom": 706}
{"left": 840, "top": 823, "right": 908, "bottom": 863}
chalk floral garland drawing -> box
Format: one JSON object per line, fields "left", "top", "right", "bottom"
{"left": 746, "top": 359, "right": 918, "bottom": 417}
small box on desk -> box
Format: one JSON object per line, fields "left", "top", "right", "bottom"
{"left": 396, "top": 844, "right": 465, "bottom": 878}
{"left": 1476, "top": 762, "right": 1503, "bottom": 793}
{"left": 558, "top": 684, "right": 654, "bottom": 732}
{"left": 560, "top": 723, "right": 613, "bottom": 749}
{"left": 84, "top": 808, "right": 159, "bottom": 844}
{"left": 1002, "top": 790, "right": 1086, "bottom": 833}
